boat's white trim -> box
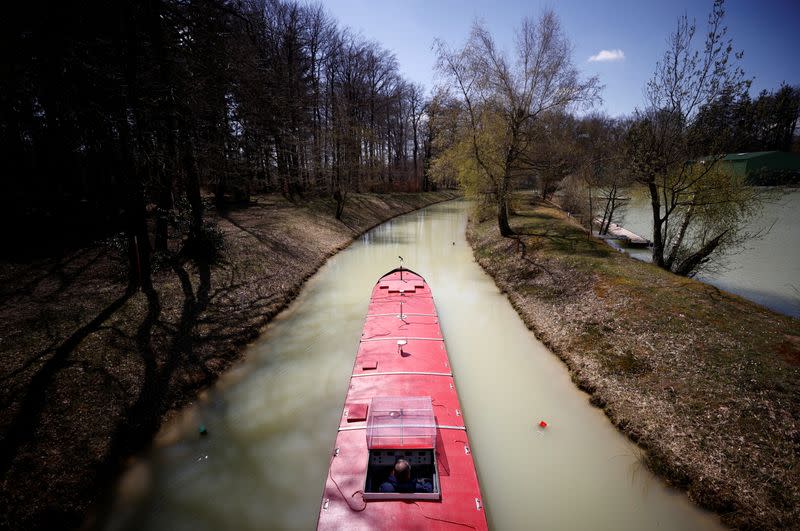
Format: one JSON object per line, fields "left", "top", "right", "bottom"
{"left": 366, "top": 313, "right": 437, "bottom": 317}
{"left": 351, "top": 371, "right": 452, "bottom": 378}
{"left": 360, "top": 336, "right": 443, "bottom": 342}
{"left": 337, "top": 424, "right": 466, "bottom": 432}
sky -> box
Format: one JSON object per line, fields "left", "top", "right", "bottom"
{"left": 321, "top": 0, "right": 800, "bottom": 117}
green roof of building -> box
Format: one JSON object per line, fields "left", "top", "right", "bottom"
{"left": 692, "top": 151, "right": 800, "bottom": 184}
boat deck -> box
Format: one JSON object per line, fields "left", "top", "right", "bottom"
{"left": 317, "top": 269, "right": 488, "bottom": 530}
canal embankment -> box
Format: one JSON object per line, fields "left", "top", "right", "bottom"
{"left": 0, "top": 191, "right": 458, "bottom": 531}
{"left": 104, "top": 199, "right": 724, "bottom": 531}
{"left": 467, "top": 198, "right": 800, "bottom": 530}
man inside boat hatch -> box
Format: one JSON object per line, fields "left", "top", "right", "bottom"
{"left": 379, "top": 458, "right": 433, "bottom": 493}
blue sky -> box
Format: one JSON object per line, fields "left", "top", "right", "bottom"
{"left": 321, "top": 0, "right": 800, "bottom": 117}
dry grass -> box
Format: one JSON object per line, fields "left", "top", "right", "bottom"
{"left": 468, "top": 196, "right": 800, "bottom": 530}
{"left": 0, "top": 191, "right": 458, "bottom": 531}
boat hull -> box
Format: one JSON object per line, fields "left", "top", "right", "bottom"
{"left": 317, "top": 268, "right": 488, "bottom": 530}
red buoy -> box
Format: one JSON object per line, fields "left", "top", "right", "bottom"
{"left": 539, "top": 420, "right": 547, "bottom": 428}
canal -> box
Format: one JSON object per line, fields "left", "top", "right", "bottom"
{"left": 105, "top": 199, "right": 722, "bottom": 530}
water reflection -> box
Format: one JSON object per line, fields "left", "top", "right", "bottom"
{"left": 104, "top": 200, "right": 722, "bottom": 531}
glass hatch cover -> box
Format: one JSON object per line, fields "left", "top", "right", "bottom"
{"left": 366, "top": 396, "right": 436, "bottom": 449}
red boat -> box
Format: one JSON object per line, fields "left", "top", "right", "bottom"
{"left": 317, "top": 267, "right": 488, "bottom": 530}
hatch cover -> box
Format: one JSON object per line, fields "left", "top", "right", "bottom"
{"left": 366, "top": 396, "right": 436, "bottom": 449}
{"left": 347, "top": 403, "right": 369, "bottom": 422}
{"left": 379, "top": 280, "right": 425, "bottom": 293}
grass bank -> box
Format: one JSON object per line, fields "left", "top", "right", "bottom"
{"left": 0, "top": 191, "right": 458, "bottom": 531}
{"left": 467, "top": 196, "right": 799, "bottom": 530}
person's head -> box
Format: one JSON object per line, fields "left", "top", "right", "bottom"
{"left": 394, "top": 458, "right": 411, "bottom": 482}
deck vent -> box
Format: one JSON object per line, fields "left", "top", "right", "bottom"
{"left": 379, "top": 280, "right": 424, "bottom": 293}
{"left": 347, "top": 403, "right": 369, "bottom": 422}
{"left": 366, "top": 396, "right": 436, "bottom": 449}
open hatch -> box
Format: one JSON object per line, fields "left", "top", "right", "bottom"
{"left": 362, "top": 396, "right": 441, "bottom": 501}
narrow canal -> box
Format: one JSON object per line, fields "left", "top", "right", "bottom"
{"left": 105, "top": 200, "right": 722, "bottom": 530}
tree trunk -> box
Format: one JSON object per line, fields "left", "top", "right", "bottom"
{"left": 497, "top": 197, "right": 514, "bottom": 236}
{"left": 182, "top": 135, "right": 203, "bottom": 242}
{"left": 673, "top": 230, "right": 728, "bottom": 277}
{"left": 604, "top": 201, "right": 617, "bottom": 235}
{"left": 117, "top": 6, "right": 152, "bottom": 293}
{"left": 333, "top": 187, "right": 346, "bottom": 220}
{"left": 600, "top": 182, "right": 618, "bottom": 235}
{"left": 123, "top": 120, "right": 152, "bottom": 292}
{"left": 665, "top": 202, "right": 695, "bottom": 270}
{"left": 150, "top": 0, "right": 176, "bottom": 253}
{"left": 412, "top": 127, "right": 419, "bottom": 185}
{"left": 215, "top": 177, "right": 226, "bottom": 210}
{"left": 127, "top": 196, "right": 153, "bottom": 292}
{"left": 647, "top": 181, "right": 665, "bottom": 267}
{"left": 154, "top": 182, "right": 172, "bottom": 252}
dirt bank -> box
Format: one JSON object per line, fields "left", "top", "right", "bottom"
{"left": 0, "top": 191, "right": 459, "bottom": 531}
{"left": 467, "top": 197, "right": 799, "bottom": 530}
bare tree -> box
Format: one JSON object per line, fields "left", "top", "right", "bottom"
{"left": 531, "top": 111, "right": 579, "bottom": 202}
{"left": 628, "top": 0, "right": 761, "bottom": 276}
{"left": 575, "top": 114, "right": 632, "bottom": 235}
{"left": 425, "top": 88, "right": 462, "bottom": 191}
{"left": 433, "top": 11, "right": 600, "bottom": 236}
{"left": 408, "top": 83, "right": 425, "bottom": 186}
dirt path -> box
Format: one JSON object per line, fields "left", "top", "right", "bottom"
{"left": 467, "top": 198, "right": 799, "bottom": 531}
{"left": 0, "top": 191, "right": 458, "bottom": 531}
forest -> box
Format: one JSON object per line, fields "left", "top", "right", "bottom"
{"left": 3, "top": 0, "right": 798, "bottom": 281}
{"left": 1, "top": 0, "right": 434, "bottom": 286}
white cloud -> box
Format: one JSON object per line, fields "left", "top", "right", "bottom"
{"left": 588, "top": 49, "right": 625, "bottom": 62}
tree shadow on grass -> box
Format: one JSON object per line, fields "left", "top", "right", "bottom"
{"left": 220, "top": 212, "right": 312, "bottom": 265}
{"left": 0, "top": 289, "right": 133, "bottom": 477}
{"left": 98, "top": 255, "right": 210, "bottom": 472}
{"left": 512, "top": 216, "right": 613, "bottom": 259}
{"left": 0, "top": 235, "right": 304, "bottom": 531}
{"left": 0, "top": 247, "right": 112, "bottom": 303}
{"left": 545, "top": 234, "right": 612, "bottom": 258}
{"left": 90, "top": 254, "right": 289, "bottom": 529}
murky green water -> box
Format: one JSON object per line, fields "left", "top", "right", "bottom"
{"left": 105, "top": 200, "right": 722, "bottom": 530}
{"left": 620, "top": 188, "right": 800, "bottom": 317}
